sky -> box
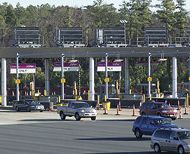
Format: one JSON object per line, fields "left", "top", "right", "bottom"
{"left": 1, "top": 0, "right": 190, "bottom": 11}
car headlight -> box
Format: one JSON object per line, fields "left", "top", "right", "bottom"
{"left": 173, "top": 109, "right": 177, "bottom": 113}
{"left": 81, "top": 109, "right": 85, "bottom": 112}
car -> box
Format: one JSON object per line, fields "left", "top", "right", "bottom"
{"left": 151, "top": 127, "right": 190, "bottom": 154}
{"left": 13, "top": 100, "right": 45, "bottom": 112}
{"left": 140, "top": 101, "right": 178, "bottom": 120}
{"left": 57, "top": 101, "right": 97, "bottom": 121}
{"left": 132, "top": 115, "right": 178, "bottom": 139}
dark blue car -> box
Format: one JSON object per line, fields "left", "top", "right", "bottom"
{"left": 132, "top": 115, "right": 178, "bottom": 139}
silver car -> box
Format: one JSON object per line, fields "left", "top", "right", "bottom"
{"left": 151, "top": 127, "right": 190, "bottom": 154}
{"left": 57, "top": 101, "right": 97, "bottom": 121}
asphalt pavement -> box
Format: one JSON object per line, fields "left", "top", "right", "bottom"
{"left": 0, "top": 106, "right": 190, "bottom": 154}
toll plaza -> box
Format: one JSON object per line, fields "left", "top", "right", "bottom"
{"left": 0, "top": 47, "right": 190, "bottom": 111}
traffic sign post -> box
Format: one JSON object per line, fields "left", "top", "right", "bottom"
{"left": 15, "top": 79, "right": 21, "bottom": 84}
{"left": 61, "top": 78, "right": 66, "bottom": 84}
{"left": 147, "top": 77, "right": 152, "bottom": 82}
{"left": 104, "top": 77, "right": 110, "bottom": 83}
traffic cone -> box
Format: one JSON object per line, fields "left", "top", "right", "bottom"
{"left": 116, "top": 104, "right": 120, "bottom": 115}
{"left": 132, "top": 105, "right": 136, "bottom": 116}
{"left": 178, "top": 107, "right": 183, "bottom": 119}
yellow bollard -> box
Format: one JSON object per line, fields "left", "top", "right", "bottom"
{"left": 104, "top": 95, "right": 107, "bottom": 102}
{"left": 58, "top": 96, "right": 61, "bottom": 103}
{"left": 44, "top": 90, "right": 47, "bottom": 96}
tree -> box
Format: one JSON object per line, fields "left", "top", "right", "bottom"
{"left": 157, "top": 0, "right": 176, "bottom": 43}
{"left": 87, "top": 0, "right": 118, "bottom": 28}
{"left": 119, "top": 0, "right": 152, "bottom": 45}
{"left": 4, "top": 5, "right": 16, "bottom": 27}
{"left": 175, "top": 0, "right": 188, "bottom": 37}
{"left": 15, "top": 3, "right": 26, "bottom": 26}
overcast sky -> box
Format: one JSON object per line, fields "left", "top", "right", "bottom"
{"left": 1, "top": 0, "right": 190, "bottom": 11}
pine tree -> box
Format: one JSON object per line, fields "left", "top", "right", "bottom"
{"left": 157, "top": 0, "right": 176, "bottom": 43}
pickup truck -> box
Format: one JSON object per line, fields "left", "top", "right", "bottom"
{"left": 57, "top": 101, "right": 97, "bottom": 121}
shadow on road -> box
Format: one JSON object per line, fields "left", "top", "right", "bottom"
{"left": 77, "top": 136, "right": 150, "bottom": 141}
{"left": 98, "top": 119, "right": 135, "bottom": 122}
{"left": 20, "top": 119, "right": 62, "bottom": 122}
{"left": 85, "top": 152, "right": 170, "bottom": 154}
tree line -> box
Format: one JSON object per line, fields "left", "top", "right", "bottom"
{"left": 0, "top": 0, "right": 189, "bottom": 47}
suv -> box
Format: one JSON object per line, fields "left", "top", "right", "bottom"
{"left": 140, "top": 101, "right": 178, "bottom": 120}
{"left": 132, "top": 116, "right": 177, "bottom": 139}
{"left": 151, "top": 128, "right": 190, "bottom": 154}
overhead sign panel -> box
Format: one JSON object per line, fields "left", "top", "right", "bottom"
{"left": 53, "top": 62, "right": 80, "bottom": 72}
{"left": 10, "top": 63, "right": 36, "bottom": 74}
{"left": 97, "top": 62, "right": 122, "bottom": 72}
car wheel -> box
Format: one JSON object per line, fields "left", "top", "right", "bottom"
{"left": 141, "top": 112, "right": 146, "bottom": 115}
{"left": 135, "top": 128, "right": 142, "bottom": 139}
{"left": 171, "top": 117, "right": 176, "bottom": 120}
{"left": 75, "top": 113, "right": 81, "bottom": 121}
{"left": 178, "top": 145, "right": 185, "bottom": 154}
{"left": 60, "top": 112, "right": 66, "bottom": 120}
{"left": 91, "top": 117, "right": 96, "bottom": 120}
{"left": 154, "top": 143, "right": 161, "bottom": 153}
{"left": 27, "top": 107, "right": 31, "bottom": 112}
{"left": 16, "top": 106, "right": 19, "bottom": 112}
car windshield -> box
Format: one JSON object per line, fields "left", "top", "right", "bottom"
{"left": 177, "top": 131, "right": 190, "bottom": 140}
{"left": 161, "top": 103, "right": 170, "bottom": 108}
{"left": 30, "top": 101, "right": 41, "bottom": 105}
{"left": 74, "top": 103, "right": 90, "bottom": 108}
{"left": 154, "top": 119, "right": 171, "bottom": 125}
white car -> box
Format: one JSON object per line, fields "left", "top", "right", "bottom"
{"left": 57, "top": 101, "right": 97, "bottom": 121}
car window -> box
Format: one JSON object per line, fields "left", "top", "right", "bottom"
{"left": 154, "top": 118, "right": 171, "bottom": 125}
{"left": 170, "top": 131, "right": 178, "bottom": 140}
{"left": 161, "top": 103, "right": 170, "bottom": 108}
{"left": 154, "top": 130, "right": 171, "bottom": 139}
{"left": 177, "top": 131, "right": 190, "bottom": 140}
{"left": 74, "top": 103, "right": 90, "bottom": 108}
{"left": 30, "top": 101, "right": 41, "bottom": 105}
{"left": 154, "top": 104, "right": 162, "bottom": 109}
